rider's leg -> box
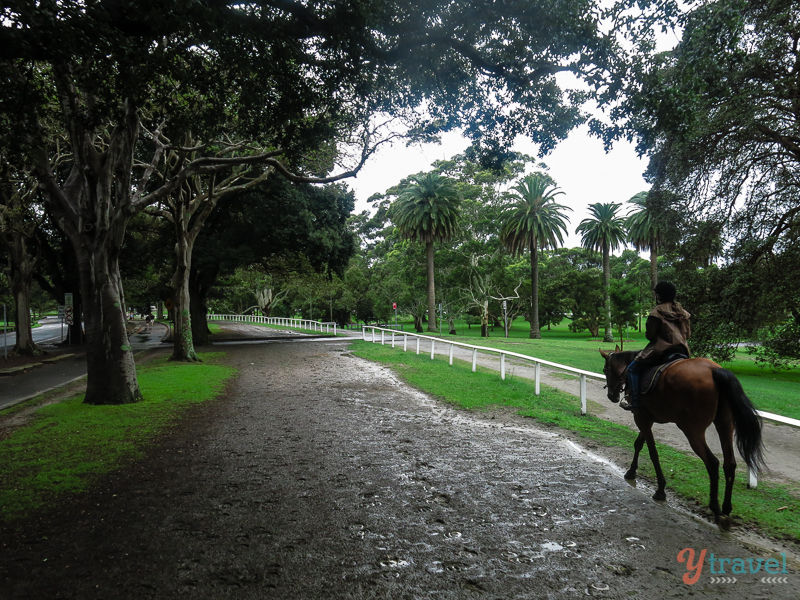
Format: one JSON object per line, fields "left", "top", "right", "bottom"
{"left": 621, "top": 360, "right": 643, "bottom": 410}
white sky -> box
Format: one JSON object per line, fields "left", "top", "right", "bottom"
{"left": 347, "top": 126, "right": 650, "bottom": 249}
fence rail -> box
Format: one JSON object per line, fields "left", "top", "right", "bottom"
{"left": 361, "top": 325, "right": 799, "bottom": 489}
{"left": 208, "top": 314, "right": 337, "bottom": 335}
{"left": 362, "top": 325, "right": 604, "bottom": 416}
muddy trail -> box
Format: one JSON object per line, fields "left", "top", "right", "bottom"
{"left": 1, "top": 337, "right": 796, "bottom": 599}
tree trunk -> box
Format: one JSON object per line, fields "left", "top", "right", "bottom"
{"left": 7, "top": 233, "right": 42, "bottom": 356}
{"left": 170, "top": 211, "right": 199, "bottom": 362}
{"left": 189, "top": 271, "right": 210, "bottom": 347}
{"left": 481, "top": 299, "right": 489, "bottom": 337}
{"left": 448, "top": 318, "right": 456, "bottom": 335}
{"left": 602, "top": 243, "right": 614, "bottom": 342}
{"left": 530, "top": 237, "right": 541, "bottom": 339}
{"left": 414, "top": 314, "right": 423, "bottom": 333}
{"left": 425, "top": 241, "right": 437, "bottom": 332}
{"left": 650, "top": 243, "right": 658, "bottom": 298}
{"left": 78, "top": 243, "right": 142, "bottom": 405}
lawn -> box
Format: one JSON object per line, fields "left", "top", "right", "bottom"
{"left": 350, "top": 340, "right": 800, "bottom": 542}
{"left": 0, "top": 352, "right": 235, "bottom": 522}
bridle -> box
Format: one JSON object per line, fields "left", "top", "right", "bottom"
{"left": 602, "top": 352, "right": 628, "bottom": 402}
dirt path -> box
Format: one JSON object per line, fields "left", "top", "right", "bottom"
{"left": 1, "top": 336, "right": 796, "bottom": 599}
{"left": 366, "top": 333, "right": 800, "bottom": 488}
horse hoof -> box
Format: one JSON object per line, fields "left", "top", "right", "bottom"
{"left": 624, "top": 470, "right": 637, "bottom": 481}
{"left": 652, "top": 491, "right": 666, "bottom": 502}
{"left": 717, "top": 515, "right": 731, "bottom": 531}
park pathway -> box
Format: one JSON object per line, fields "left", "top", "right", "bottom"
{"left": 354, "top": 330, "right": 800, "bottom": 486}
{"left": 1, "top": 336, "right": 795, "bottom": 599}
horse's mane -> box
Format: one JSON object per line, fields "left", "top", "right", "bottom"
{"left": 612, "top": 350, "right": 639, "bottom": 365}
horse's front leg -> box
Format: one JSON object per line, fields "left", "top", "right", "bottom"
{"left": 643, "top": 428, "right": 667, "bottom": 501}
{"left": 633, "top": 414, "right": 667, "bottom": 500}
{"left": 625, "top": 432, "right": 645, "bottom": 480}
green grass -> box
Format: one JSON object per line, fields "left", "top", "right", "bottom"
{"left": 383, "top": 318, "right": 800, "bottom": 421}
{"left": 0, "top": 353, "right": 235, "bottom": 522}
{"left": 350, "top": 340, "right": 800, "bottom": 541}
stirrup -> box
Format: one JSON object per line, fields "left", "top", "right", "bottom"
{"left": 620, "top": 399, "right": 635, "bottom": 411}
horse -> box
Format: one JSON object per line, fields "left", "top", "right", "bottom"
{"left": 599, "top": 346, "right": 765, "bottom": 530}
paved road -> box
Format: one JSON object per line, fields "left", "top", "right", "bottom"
{"left": 0, "top": 321, "right": 168, "bottom": 410}
{"left": 1, "top": 338, "right": 795, "bottom": 599}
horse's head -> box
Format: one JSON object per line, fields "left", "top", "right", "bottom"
{"left": 599, "top": 346, "right": 627, "bottom": 403}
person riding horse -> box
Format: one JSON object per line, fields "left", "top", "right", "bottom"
{"left": 620, "top": 281, "right": 691, "bottom": 411}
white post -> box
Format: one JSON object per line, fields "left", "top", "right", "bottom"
{"left": 362, "top": 326, "right": 366, "bottom": 341}
{"left": 501, "top": 353, "right": 505, "bottom": 380}
{"left": 580, "top": 375, "right": 587, "bottom": 415}
{"left": 472, "top": 348, "right": 477, "bottom": 372}
{"left": 416, "top": 337, "right": 420, "bottom": 355}
{"left": 430, "top": 339, "right": 435, "bottom": 360}
{"left": 535, "top": 362, "right": 540, "bottom": 396}
{"left": 449, "top": 344, "right": 454, "bottom": 365}
{"left": 391, "top": 332, "right": 395, "bottom": 348}
{"left": 334, "top": 324, "right": 337, "bottom": 336}
{"left": 372, "top": 328, "right": 376, "bottom": 343}
{"left": 748, "top": 466, "right": 758, "bottom": 489}
{"left": 404, "top": 334, "right": 408, "bottom": 352}
{"left": 381, "top": 330, "right": 385, "bottom": 345}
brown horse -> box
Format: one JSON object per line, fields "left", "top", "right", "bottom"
{"left": 599, "top": 347, "right": 765, "bottom": 530}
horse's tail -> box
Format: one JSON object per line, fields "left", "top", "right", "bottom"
{"left": 712, "top": 368, "right": 766, "bottom": 471}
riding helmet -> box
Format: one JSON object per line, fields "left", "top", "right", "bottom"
{"left": 654, "top": 281, "right": 677, "bottom": 303}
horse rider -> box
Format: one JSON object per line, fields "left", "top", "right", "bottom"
{"left": 620, "top": 281, "right": 692, "bottom": 411}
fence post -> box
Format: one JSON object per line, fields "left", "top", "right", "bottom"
{"left": 362, "top": 326, "right": 366, "bottom": 341}
{"left": 416, "top": 337, "right": 420, "bottom": 355}
{"left": 449, "top": 344, "right": 454, "bottom": 365}
{"left": 391, "top": 332, "right": 395, "bottom": 348}
{"left": 472, "top": 348, "right": 477, "bottom": 372}
{"left": 501, "top": 353, "right": 505, "bottom": 380}
{"left": 404, "top": 334, "right": 408, "bottom": 352}
{"left": 381, "top": 330, "right": 385, "bottom": 345}
{"left": 430, "top": 339, "right": 435, "bottom": 360}
{"left": 580, "top": 375, "right": 587, "bottom": 415}
{"left": 535, "top": 363, "right": 540, "bottom": 396}
{"left": 334, "top": 324, "right": 337, "bottom": 336}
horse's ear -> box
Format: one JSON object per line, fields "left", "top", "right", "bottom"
{"left": 614, "top": 344, "right": 621, "bottom": 352}
{"left": 599, "top": 348, "right": 609, "bottom": 358}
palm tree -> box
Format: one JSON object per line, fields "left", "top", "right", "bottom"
{"left": 392, "top": 172, "right": 461, "bottom": 332}
{"left": 500, "top": 173, "right": 571, "bottom": 339}
{"left": 626, "top": 191, "right": 665, "bottom": 295}
{"left": 577, "top": 203, "right": 627, "bottom": 343}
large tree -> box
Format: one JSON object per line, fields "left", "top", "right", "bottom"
{"left": 577, "top": 203, "right": 627, "bottom": 342}
{"left": 621, "top": 0, "right": 800, "bottom": 356}
{"left": 391, "top": 172, "right": 462, "bottom": 332}
{"left": 499, "top": 173, "right": 571, "bottom": 339}
{"left": 1, "top": 0, "right": 670, "bottom": 402}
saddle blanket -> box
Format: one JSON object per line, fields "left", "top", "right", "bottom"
{"left": 640, "top": 357, "right": 687, "bottom": 396}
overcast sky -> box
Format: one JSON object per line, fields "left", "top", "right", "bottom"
{"left": 347, "top": 126, "right": 651, "bottom": 250}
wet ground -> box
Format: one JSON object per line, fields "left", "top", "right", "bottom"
{"left": 1, "top": 334, "right": 797, "bottom": 599}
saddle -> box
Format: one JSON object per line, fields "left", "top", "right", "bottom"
{"left": 639, "top": 354, "right": 689, "bottom": 396}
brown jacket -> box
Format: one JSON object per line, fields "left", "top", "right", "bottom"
{"left": 636, "top": 302, "right": 691, "bottom": 363}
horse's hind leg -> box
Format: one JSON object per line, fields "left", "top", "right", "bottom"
{"left": 713, "top": 416, "right": 737, "bottom": 516}
{"left": 683, "top": 430, "right": 723, "bottom": 525}
{"left": 625, "top": 433, "right": 645, "bottom": 480}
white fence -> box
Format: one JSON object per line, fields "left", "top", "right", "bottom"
{"left": 209, "top": 314, "right": 337, "bottom": 335}
{"left": 362, "top": 325, "right": 604, "bottom": 416}
{"left": 362, "top": 325, "right": 800, "bottom": 489}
